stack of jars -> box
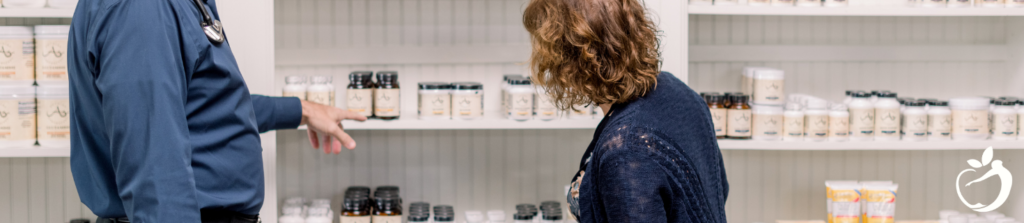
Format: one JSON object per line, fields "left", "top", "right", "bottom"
{"left": 0, "top": 25, "right": 72, "bottom": 148}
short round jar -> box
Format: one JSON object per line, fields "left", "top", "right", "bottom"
{"left": 418, "top": 82, "right": 452, "bottom": 120}
{"left": 0, "top": 85, "right": 36, "bottom": 148}
{"left": 451, "top": 82, "right": 483, "bottom": 120}
{"left": 949, "top": 97, "right": 991, "bottom": 141}
{"left": 37, "top": 84, "right": 70, "bottom": 148}
{"left": 0, "top": 26, "right": 35, "bottom": 86}
{"left": 34, "top": 25, "right": 71, "bottom": 86}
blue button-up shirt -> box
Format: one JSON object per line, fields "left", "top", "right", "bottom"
{"left": 67, "top": 0, "right": 302, "bottom": 222}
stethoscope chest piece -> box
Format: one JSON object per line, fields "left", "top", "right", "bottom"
{"left": 203, "top": 19, "right": 225, "bottom": 44}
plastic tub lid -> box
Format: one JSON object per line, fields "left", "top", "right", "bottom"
{"left": 753, "top": 69, "right": 784, "bottom": 79}
{"left": 0, "top": 85, "right": 34, "bottom": 95}
{"left": 949, "top": 97, "right": 990, "bottom": 110}
{"left": 37, "top": 84, "right": 68, "bottom": 96}
{"left": 0, "top": 26, "right": 33, "bottom": 38}
{"left": 34, "top": 25, "right": 70, "bottom": 36}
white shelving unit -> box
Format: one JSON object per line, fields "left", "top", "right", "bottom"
{"left": 296, "top": 116, "right": 601, "bottom": 130}
{"left": 0, "top": 8, "right": 74, "bottom": 18}
{"left": 0, "top": 147, "right": 70, "bottom": 157}
{"left": 689, "top": 5, "right": 1024, "bottom": 16}
{"left": 717, "top": 139, "right": 1024, "bottom": 150}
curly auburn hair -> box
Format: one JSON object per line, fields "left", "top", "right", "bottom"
{"left": 523, "top": 0, "right": 661, "bottom": 109}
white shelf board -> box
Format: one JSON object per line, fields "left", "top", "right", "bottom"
{"left": 0, "top": 146, "right": 70, "bottom": 157}
{"left": 0, "top": 8, "right": 74, "bottom": 18}
{"left": 294, "top": 114, "right": 602, "bottom": 130}
{"left": 689, "top": 5, "right": 1024, "bottom": 16}
{"left": 717, "top": 139, "right": 1024, "bottom": 150}
{"left": 690, "top": 45, "right": 1006, "bottom": 62}
{"left": 276, "top": 45, "right": 532, "bottom": 66}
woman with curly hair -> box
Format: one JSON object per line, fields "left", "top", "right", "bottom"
{"left": 523, "top": 0, "right": 728, "bottom": 222}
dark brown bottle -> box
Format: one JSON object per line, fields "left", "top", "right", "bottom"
{"left": 372, "top": 194, "right": 402, "bottom": 223}
{"left": 340, "top": 196, "right": 371, "bottom": 223}
{"left": 707, "top": 95, "right": 727, "bottom": 139}
{"left": 374, "top": 71, "right": 400, "bottom": 120}
{"left": 726, "top": 94, "right": 752, "bottom": 139}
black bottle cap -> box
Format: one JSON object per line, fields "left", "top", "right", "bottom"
{"left": 343, "top": 196, "right": 370, "bottom": 211}
{"left": 845, "top": 90, "right": 854, "bottom": 96}
{"left": 418, "top": 82, "right": 452, "bottom": 90}
{"left": 729, "top": 94, "right": 749, "bottom": 104}
{"left": 996, "top": 100, "right": 1018, "bottom": 106}
{"left": 451, "top": 82, "right": 483, "bottom": 90}
{"left": 897, "top": 97, "right": 914, "bottom": 104}
{"left": 509, "top": 78, "right": 532, "bottom": 85}
{"left": 905, "top": 101, "right": 926, "bottom": 107}
{"left": 514, "top": 213, "right": 534, "bottom": 220}
{"left": 503, "top": 74, "right": 523, "bottom": 81}
{"left": 69, "top": 219, "right": 90, "bottom": 223}
{"left": 376, "top": 71, "right": 398, "bottom": 82}
{"left": 878, "top": 92, "right": 897, "bottom": 98}
{"left": 708, "top": 95, "right": 724, "bottom": 104}
{"left": 434, "top": 215, "right": 454, "bottom": 222}
{"left": 408, "top": 215, "right": 430, "bottom": 222}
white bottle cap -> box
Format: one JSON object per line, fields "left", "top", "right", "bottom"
{"left": 0, "top": 26, "right": 33, "bottom": 39}
{"left": 753, "top": 68, "right": 785, "bottom": 80}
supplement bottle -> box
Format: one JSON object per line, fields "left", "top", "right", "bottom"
{"left": 451, "top": 82, "right": 484, "bottom": 120}
{"left": 534, "top": 87, "right": 558, "bottom": 121}
{"left": 874, "top": 92, "right": 901, "bottom": 141}
{"left": 305, "top": 205, "right": 333, "bottom": 223}
{"left": 804, "top": 99, "right": 830, "bottom": 142}
{"left": 434, "top": 205, "right": 455, "bottom": 223}
{"left": 753, "top": 105, "right": 784, "bottom": 141}
{"left": 829, "top": 104, "right": 850, "bottom": 142}
{"left": 902, "top": 101, "right": 928, "bottom": 141}
{"left": 928, "top": 101, "right": 953, "bottom": 141}
{"left": 0, "top": 26, "right": 35, "bottom": 85}
{"left": 2, "top": 0, "right": 45, "bottom": 8}
{"left": 848, "top": 91, "right": 875, "bottom": 141}
{"left": 897, "top": 97, "right": 914, "bottom": 112}
{"left": 340, "top": 196, "right": 371, "bottom": 223}
{"left": 282, "top": 76, "right": 307, "bottom": 100}
{"left": 1019, "top": 100, "right": 1024, "bottom": 140}
{"left": 949, "top": 97, "right": 991, "bottom": 141}
{"left": 541, "top": 212, "right": 564, "bottom": 223}
{"left": 308, "top": 76, "right": 335, "bottom": 107}
{"left": 279, "top": 205, "right": 305, "bottom": 223}
{"left": 372, "top": 194, "right": 402, "bottom": 223}
{"left": 708, "top": 95, "right": 727, "bottom": 139}
{"left": 722, "top": 92, "right": 737, "bottom": 108}
{"left": 346, "top": 72, "right": 373, "bottom": 117}
{"left": 752, "top": 69, "right": 785, "bottom": 105}
{"left": 992, "top": 100, "right": 1018, "bottom": 141}
{"left": 465, "top": 211, "right": 486, "bottom": 223}
{"left": 0, "top": 85, "right": 35, "bottom": 148}
{"left": 34, "top": 25, "right": 70, "bottom": 85}
{"left": 726, "top": 95, "right": 752, "bottom": 139}
{"left": 501, "top": 74, "right": 522, "bottom": 118}
{"left": 507, "top": 78, "right": 535, "bottom": 121}
{"left": 37, "top": 84, "right": 70, "bottom": 148}
{"left": 418, "top": 82, "right": 451, "bottom": 120}
{"left": 783, "top": 103, "right": 805, "bottom": 141}
{"left": 374, "top": 71, "right": 400, "bottom": 120}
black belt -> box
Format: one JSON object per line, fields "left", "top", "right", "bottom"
{"left": 101, "top": 209, "right": 260, "bottom": 223}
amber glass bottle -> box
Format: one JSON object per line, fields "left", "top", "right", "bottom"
{"left": 708, "top": 95, "right": 727, "bottom": 139}
{"left": 726, "top": 94, "right": 752, "bottom": 140}
{"left": 372, "top": 192, "right": 402, "bottom": 223}
{"left": 374, "top": 71, "right": 401, "bottom": 120}
{"left": 340, "top": 196, "right": 371, "bottom": 223}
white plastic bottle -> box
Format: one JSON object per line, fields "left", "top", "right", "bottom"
{"left": 992, "top": 100, "right": 1018, "bottom": 141}
{"left": 783, "top": 103, "right": 805, "bottom": 141}
{"left": 848, "top": 91, "right": 875, "bottom": 141}
{"left": 950, "top": 97, "right": 991, "bottom": 141}
{"left": 804, "top": 99, "right": 830, "bottom": 142}
{"left": 902, "top": 101, "right": 928, "bottom": 141}
{"left": 534, "top": 87, "right": 559, "bottom": 121}
{"left": 829, "top": 104, "right": 850, "bottom": 142}
{"left": 874, "top": 92, "right": 901, "bottom": 141}
{"left": 279, "top": 205, "right": 306, "bottom": 223}
{"left": 752, "top": 69, "right": 785, "bottom": 105}
{"left": 37, "top": 84, "right": 70, "bottom": 148}
{"left": 307, "top": 76, "right": 335, "bottom": 107}
{"left": 0, "top": 26, "right": 35, "bottom": 86}
{"left": 34, "top": 25, "right": 71, "bottom": 86}
{"left": 283, "top": 76, "right": 308, "bottom": 100}
{"left": 0, "top": 85, "right": 36, "bottom": 148}
{"left": 752, "top": 105, "right": 784, "bottom": 141}
{"left": 929, "top": 101, "right": 953, "bottom": 141}
{"left": 507, "top": 78, "right": 534, "bottom": 121}
{"left": 502, "top": 75, "right": 522, "bottom": 118}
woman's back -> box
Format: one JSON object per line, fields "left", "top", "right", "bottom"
{"left": 571, "top": 73, "right": 728, "bottom": 223}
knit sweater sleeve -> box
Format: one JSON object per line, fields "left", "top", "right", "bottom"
{"left": 595, "top": 141, "right": 671, "bottom": 223}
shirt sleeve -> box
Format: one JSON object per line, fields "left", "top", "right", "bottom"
{"left": 250, "top": 95, "right": 303, "bottom": 132}
{"left": 94, "top": 2, "right": 202, "bottom": 222}
{"left": 597, "top": 146, "right": 670, "bottom": 223}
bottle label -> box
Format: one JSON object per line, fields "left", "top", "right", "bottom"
{"left": 509, "top": 92, "right": 534, "bottom": 118}
{"left": 374, "top": 88, "right": 400, "bottom": 117}
{"left": 371, "top": 215, "right": 403, "bottom": 223}
{"left": 534, "top": 93, "right": 558, "bottom": 119}
{"left": 903, "top": 114, "right": 928, "bottom": 140}
{"left": 829, "top": 115, "right": 849, "bottom": 138}
{"left": 453, "top": 93, "right": 483, "bottom": 118}
{"left": 0, "top": 99, "right": 36, "bottom": 141}
{"left": 783, "top": 115, "right": 804, "bottom": 138}
{"left": 710, "top": 108, "right": 727, "bottom": 136}
{"left": 282, "top": 91, "right": 305, "bottom": 100}
{"left": 874, "top": 108, "right": 900, "bottom": 137}
{"left": 36, "top": 38, "right": 67, "bottom": 82}
{"left": 805, "top": 114, "right": 829, "bottom": 139}
{"left": 753, "top": 114, "right": 783, "bottom": 138}
{"left": 952, "top": 110, "right": 989, "bottom": 136}
{"left": 37, "top": 98, "right": 70, "bottom": 141}
{"left": 928, "top": 114, "right": 951, "bottom": 138}
{"left": 727, "top": 109, "right": 752, "bottom": 137}
{"left": 0, "top": 39, "right": 34, "bottom": 82}
{"left": 849, "top": 108, "right": 874, "bottom": 138}
{"left": 345, "top": 89, "right": 372, "bottom": 116}
{"left": 993, "top": 113, "right": 1018, "bottom": 137}
{"left": 340, "top": 216, "right": 371, "bottom": 223}
{"left": 418, "top": 93, "right": 451, "bottom": 117}
{"left": 753, "top": 79, "right": 784, "bottom": 103}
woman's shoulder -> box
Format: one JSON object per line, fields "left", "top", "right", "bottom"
{"left": 591, "top": 124, "right": 686, "bottom": 165}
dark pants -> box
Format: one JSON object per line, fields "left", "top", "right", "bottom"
{"left": 96, "top": 210, "right": 259, "bottom": 223}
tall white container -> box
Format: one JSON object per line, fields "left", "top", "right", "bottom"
{"left": 902, "top": 101, "right": 928, "bottom": 141}
{"left": 874, "top": 92, "right": 901, "bottom": 141}
{"left": 848, "top": 91, "right": 875, "bottom": 141}
{"left": 804, "top": 99, "right": 830, "bottom": 142}
{"left": 928, "top": 101, "right": 953, "bottom": 141}
{"left": 992, "top": 100, "right": 1018, "bottom": 141}
{"left": 0, "top": 85, "right": 36, "bottom": 148}
{"left": 783, "top": 103, "right": 805, "bottom": 141}
{"left": 37, "top": 84, "right": 70, "bottom": 148}
{"left": 949, "top": 97, "right": 991, "bottom": 141}
{"left": 0, "top": 26, "right": 35, "bottom": 86}
{"left": 752, "top": 69, "right": 785, "bottom": 105}
{"left": 34, "top": 25, "right": 71, "bottom": 86}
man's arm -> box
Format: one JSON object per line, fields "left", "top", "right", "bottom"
{"left": 251, "top": 95, "right": 367, "bottom": 153}
{"left": 250, "top": 95, "right": 303, "bottom": 132}
{"left": 95, "top": 2, "right": 201, "bottom": 222}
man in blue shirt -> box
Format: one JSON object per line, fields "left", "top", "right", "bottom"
{"left": 66, "top": 0, "right": 365, "bottom": 222}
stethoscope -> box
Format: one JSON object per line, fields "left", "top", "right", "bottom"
{"left": 192, "top": 0, "right": 225, "bottom": 44}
